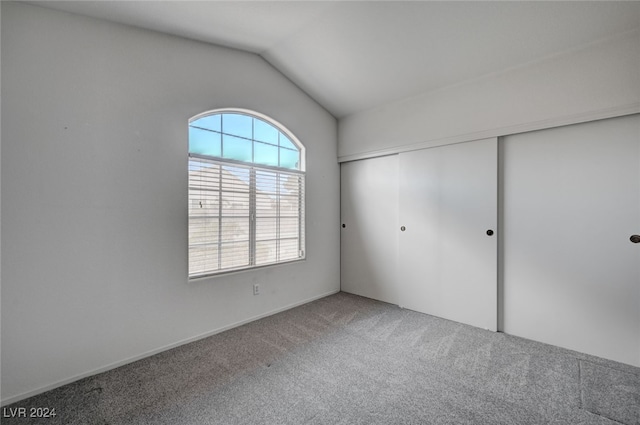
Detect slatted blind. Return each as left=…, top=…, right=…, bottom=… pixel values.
left=189, top=155, right=305, bottom=278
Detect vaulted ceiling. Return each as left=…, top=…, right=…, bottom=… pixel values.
left=28, top=1, right=640, bottom=118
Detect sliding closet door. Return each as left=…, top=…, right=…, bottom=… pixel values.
left=398, top=138, right=498, bottom=331
left=502, top=114, right=640, bottom=366
left=341, top=155, right=399, bottom=304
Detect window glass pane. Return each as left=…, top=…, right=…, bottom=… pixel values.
left=279, top=148, right=300, bottom=169
left=188, top=191, right=219, bottom=217
left=256, top=170, right=278, bottom=194
left=280, top=217, right=300, bottom=239
left=192, top=114, right=221, bottom=132
left=188, top=217, right=219, bottom=245
left=189, top=245, right=219, bottom=275
left=220, top=242, right=249, bottom=269
left=279, top=133, right=297, bottom=150
left=223, top=134, right=252, bottom=162
left=223, top=113, right=252, bottom=139
left=256, top=217, right=277, bottom=241
left=220, top=217, right=249, bottom=242
left=256, top=193, right=276, bottom=216
left=189, top=218, right=218, bottom=263
left=189, top=162, right=220, bottom=191
left=254, top=142, right=279, bottom=167
left=221, top=165, right=250, bottom=192
left=221, top=192, right=249, bottom=217
left=189, top=126, right=221, bottom=156
left=256, top=240, right=277, bottom=265
left=279, top=194, right=300, bottom=216
left=279, top=238, right=300, bottom=261
left=280, top=174, right=300, bottom=195
left=254, top=119, right=279, bottom=146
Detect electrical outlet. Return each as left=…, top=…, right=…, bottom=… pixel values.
left=253, top=283, right=260, bottom=295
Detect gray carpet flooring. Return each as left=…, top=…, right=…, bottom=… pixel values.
left=3, top=292, right=639, bottom=425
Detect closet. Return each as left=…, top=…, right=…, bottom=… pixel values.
left=341, top=154, right=399, bottom=304
left=398, top=138, right=497, bottom=331
left=501, top=114, right=640, bottom=366
left=340, top=114, right=640, bottom=367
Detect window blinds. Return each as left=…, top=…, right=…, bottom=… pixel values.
left=188, top=155, right=305, bottom=278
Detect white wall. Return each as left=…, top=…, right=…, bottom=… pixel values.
left=339, top=29, right=640, bottom=161
left=0, top=2, right=339, bottom=404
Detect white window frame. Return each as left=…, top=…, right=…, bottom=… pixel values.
left=188, top=108, right=306, bottom=279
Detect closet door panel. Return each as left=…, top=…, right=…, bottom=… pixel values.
left=340, top=155, right=399, bottom=304
left=399, top=138, right=498, bottom=331
left=502, top=114, right=640, bottom=366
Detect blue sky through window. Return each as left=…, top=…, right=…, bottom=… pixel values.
left=254, top=119, right=279, bottom=145
left=223, top=114, right=252, bottom=139
left=189, top=112, right=301, bottom=170
left=189, top=126, right=221, bottom=157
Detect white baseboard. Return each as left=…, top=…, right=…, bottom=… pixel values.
left=1, top=289, right=340, bottom=406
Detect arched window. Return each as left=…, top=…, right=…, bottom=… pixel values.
left=188, top=109, right=305, bottom=278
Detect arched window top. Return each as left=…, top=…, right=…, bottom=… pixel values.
left=189, top=108, right=305, bottom=171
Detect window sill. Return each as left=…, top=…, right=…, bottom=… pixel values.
left=188, top=257, right=306, bottom=283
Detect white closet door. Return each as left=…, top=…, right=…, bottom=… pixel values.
left=502, top=114, right=640, bottom=367
left=340, top=155, right=399, bottom=304
left=398, top=138, right=498, bottom=331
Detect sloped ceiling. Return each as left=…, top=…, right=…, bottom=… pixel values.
left=26, top=1, right=640, bottom=118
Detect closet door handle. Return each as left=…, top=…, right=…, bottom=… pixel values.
left=486, top=229, right=494, bottom=236
left=400, top=226, right=406, bottom=232
left=631, top=235, right=640, bottom=243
